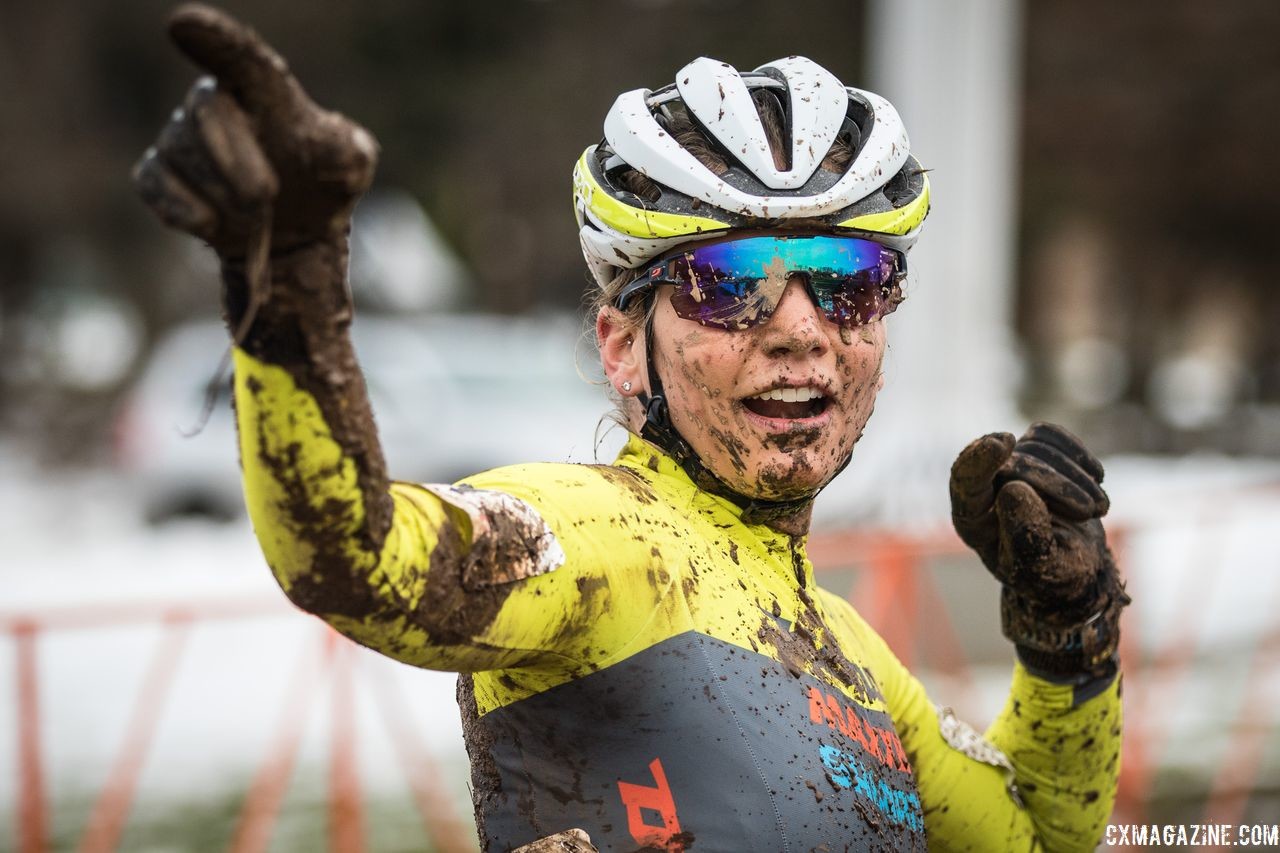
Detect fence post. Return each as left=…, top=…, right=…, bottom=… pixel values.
left=77, top=614, right=193, bottom=853
left=15, top=621, right=47, bottom=853
left=368, top=661, right=476, bottom=853
left=328, top=636, right=365, bottom=853
left=230, top=624, right=328, bottom=853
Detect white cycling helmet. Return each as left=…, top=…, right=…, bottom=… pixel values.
left=573, top=55, right=931, bottom=289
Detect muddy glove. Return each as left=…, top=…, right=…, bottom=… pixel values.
left=513, top=829, right=599, bottom=853
left=132, top=3, right=377, bottom=358
left=950, top=422, right=1130, bottom=680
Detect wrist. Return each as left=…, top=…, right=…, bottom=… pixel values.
left=220, top=239, right=353, bottom=365
left=1014, top=647, right=1120, bottom=706
left=1001, top=577, right=1130, bottom=679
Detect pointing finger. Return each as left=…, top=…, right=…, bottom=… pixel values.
left=167, top=3, right=309, bottom=122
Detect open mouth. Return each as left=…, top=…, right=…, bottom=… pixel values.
left=741, top=386, right=830, bottom=420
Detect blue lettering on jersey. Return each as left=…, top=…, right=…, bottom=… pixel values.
left=819, top=744, right=923, bottom=831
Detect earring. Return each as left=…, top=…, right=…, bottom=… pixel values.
left=622, top=381, right=633, bottom=393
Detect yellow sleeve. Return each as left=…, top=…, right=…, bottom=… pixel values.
left=234, top=348, right=670, bottom=675
left=984, top=664, right=1122, bottom=851
left=818, top=589, right=1121, bottom=852
left=233, top=349, right=569, bottom=671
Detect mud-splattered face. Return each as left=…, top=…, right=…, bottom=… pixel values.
left=649, top=275, right=886, bottom=501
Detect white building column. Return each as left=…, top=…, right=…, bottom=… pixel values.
left=818, top=0, right=1026, bottom=525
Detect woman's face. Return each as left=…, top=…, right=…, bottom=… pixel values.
left=642, top=275, right=887, bottom=501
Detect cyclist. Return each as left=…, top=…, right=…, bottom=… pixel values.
left=135, top=6, right=1128, bottom=851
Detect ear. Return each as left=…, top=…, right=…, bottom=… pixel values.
left=596, top=306, right=646, bottom=397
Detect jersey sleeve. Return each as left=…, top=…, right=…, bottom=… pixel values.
left=233, top=347, right=652, bottom=674
left=818, top=588, right=1121, bottom=852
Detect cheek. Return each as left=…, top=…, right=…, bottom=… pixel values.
left=834, top=326, right=886, bottom=383
left=663, top=329, right=741, bottom=403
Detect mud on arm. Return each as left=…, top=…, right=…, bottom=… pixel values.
left=233, top=336, right=575, bottom=672
left=236, top=325, right=584, bottom=671
left=894, top=655, right=1121, bottom=852
left=135, top=5, right=576, bottom=672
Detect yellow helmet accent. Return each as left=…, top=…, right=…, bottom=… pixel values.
left=574, top=153, right=728, bottom=240
left=835, top=173, right=931, bottom=236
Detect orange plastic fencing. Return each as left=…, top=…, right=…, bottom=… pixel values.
left=1, top=599, right=475, bottom=853
left=4, top=521, right=1277, bottom=850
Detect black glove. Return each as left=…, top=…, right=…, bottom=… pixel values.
left=950, top=422, right=1129, bottom=679
left=513, top=829, right=599, bottom=853
left=131, top=4, right=392, bottom=541
left=132, top=3, right=378, bottom=345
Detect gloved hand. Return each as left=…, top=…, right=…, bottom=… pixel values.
left=132, top=3, right=377, bottom=342
left=950, top=422, right=1129, bottom=679
left=513, top=829, right=599, bottom=853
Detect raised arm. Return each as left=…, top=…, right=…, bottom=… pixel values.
left=942, top=422, right=1130, bottom=849
left=133, top=2, right=387, bottom=541
left=132, top=5, right=573, bottom=673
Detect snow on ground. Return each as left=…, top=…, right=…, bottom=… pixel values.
left=0, top=448, right=473, bottom=843
left=2, top=442, right=1278, bottom=836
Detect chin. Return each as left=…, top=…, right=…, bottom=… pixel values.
left=746, top=449, right=844, bottom=501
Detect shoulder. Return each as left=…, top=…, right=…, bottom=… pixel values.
left=458, top=460, right=672, bottom=546
left=460, top=460, right=657, bottom=508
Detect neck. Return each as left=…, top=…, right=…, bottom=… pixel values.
left=757, top=503, right=813, bottom=537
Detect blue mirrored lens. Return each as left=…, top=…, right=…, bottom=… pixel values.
left=655, top=235, right=903, bottom=330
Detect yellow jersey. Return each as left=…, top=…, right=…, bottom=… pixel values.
left=234, top=349, right=1120, bottom=852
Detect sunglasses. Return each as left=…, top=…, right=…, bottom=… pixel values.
left=617, top=234, right=907, bottom=331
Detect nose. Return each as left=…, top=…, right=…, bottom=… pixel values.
left=760, top=276, right=827, bottom=357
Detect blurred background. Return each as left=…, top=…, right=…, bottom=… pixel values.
left=2, top=0, right=1279, bottom=849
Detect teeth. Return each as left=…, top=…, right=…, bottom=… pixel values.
left=751, top=386, right=823, bottom=402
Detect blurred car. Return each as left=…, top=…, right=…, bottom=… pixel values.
left=114, top=314, right=616, bottom=523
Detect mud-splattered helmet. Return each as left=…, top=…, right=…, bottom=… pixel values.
left=572, top=55, right=930, bottom=289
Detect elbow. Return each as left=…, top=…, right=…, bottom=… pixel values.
left=276, top=566, right=383, bottom=622
left=265, top=539, right=384, bottom=622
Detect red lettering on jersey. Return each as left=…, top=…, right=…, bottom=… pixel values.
left=881, top=727, right=912, bottom=773
left=804, top=685, right=909, bottom=772
left=808, top=686, right=825, bottom=724
left=825, top=694, right=852, bottom=737
left=618, top=757, right=685, bottom=852
left=842, top=707, right=873, bottom=756
left=855, top=715, right=884, bottom=763
left=811, top=686, right=848, bottom=735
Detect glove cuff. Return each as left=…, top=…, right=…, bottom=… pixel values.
left=220, top=240, right=352, bottom=364
left=1001, top=578, right=1130, bottom=678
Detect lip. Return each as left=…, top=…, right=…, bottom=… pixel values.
left=736, top=398, right=835, bottom=433
left=734, top=378, right=838, bottom=432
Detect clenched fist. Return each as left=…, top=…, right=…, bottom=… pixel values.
left=950, top=423, right=1129, bottom=678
